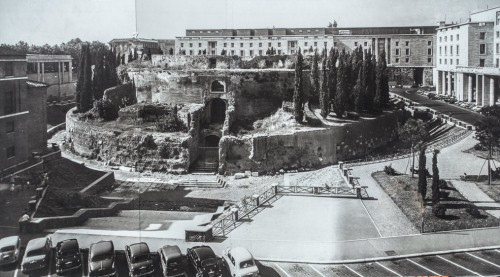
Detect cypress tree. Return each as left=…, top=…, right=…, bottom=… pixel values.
left=418, top=144, right=427, bottom=200
left=92, top=46, right=106, bottom=100
left=105, top=49, right=118, bottom=89
left=310, top=49, right=320, bottom=104
left=375, top=51, right=389, bottom=109
left=432, top=149, right=440, bottom=203
left=335, top=51, right=346, bottom=117
left=128, top=51, right=133, bottom=63
left=354, top=67, right=365, bottom=113
left=293, top=48, right=304, bottom=123
left=319, top=50, right=329, bottom=118
left=365, top=49, right=377, bottom=112
left=133, top=47, right=138, bottom=60
left=76, top=44, right=93, bottom=112
left=327, top=48, right=338, bottom=114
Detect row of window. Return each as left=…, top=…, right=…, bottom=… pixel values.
left=393, top=57, right=432, bottom=63
left=439, top=58, right=460, bottom=65
left=439, top=34, right=460, bottom=42
left=439, top=45, right=460, bottom=56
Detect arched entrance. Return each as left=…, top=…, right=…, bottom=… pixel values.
left=210, top=98, right=226, bottom=124
left=205, top=135, right=220, bottom=147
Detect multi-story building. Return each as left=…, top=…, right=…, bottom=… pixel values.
left=0, top=50, right=48, bottom=172
left=110, top=38, right=164, bottom=63
left=175, top=26, right=437, bottom=86
left=435, top=6, right=500, bottom=106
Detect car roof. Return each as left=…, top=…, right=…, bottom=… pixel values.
left=58, top=239, right=79, bottom=253
left=192, top=246, right=216, bottom=260
left=160, top=245, right=182, bottom=259
left=26, top=237, right=48, bottom=251
left=129, top=242, right=150, bottom=256
left=229, top=247, right=253, bottom=261
left=90, top=241, right=114, bottom=257
left=0, top=236, right=19, bottom=248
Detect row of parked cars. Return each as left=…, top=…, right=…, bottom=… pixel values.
left=0, top=235, right=260, bottom=277
left=419, top=91, right=486, bottom=112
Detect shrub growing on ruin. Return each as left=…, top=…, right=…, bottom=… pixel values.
left=93, top=99, right=119, bottom=121
left=155, top=114, right=187, bottom=132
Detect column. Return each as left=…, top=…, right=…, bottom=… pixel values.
left=468, top=75, right=473, bottom=102
left=37, top=62, right=40, bottom=81
left=483, top=75, right=490, bottom=107
left=69, top=60, right=73, bottom=82
left=375, top=38, right=379, bottom=60
left=476, top=75, right=483, bottom=106
left=442, top=72, right=447, bottom=95
left=447, top=72, right=452, bottom=96
left=457, top=73, right=465, bottom=101
left=490, top=77, right=495, bottom=106
left=454, top=73, right=459, bottom=98
left=41, top=62, right=45, bottom=82
left=57, top=62, right=62, bottom=99
left=384, top=38, right=388, bottom=62
left=436, top=71, right=441, bottom=95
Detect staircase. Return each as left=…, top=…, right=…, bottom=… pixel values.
left=190, top=160, right=219, bottom=173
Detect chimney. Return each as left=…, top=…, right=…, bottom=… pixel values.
left=439, top=21, right=446, bottom=27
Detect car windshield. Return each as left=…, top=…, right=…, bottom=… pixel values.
left=1, top=246, right=15, bottom=252
left=27, top=249, right=46, bottom=257
left=91, top=254, right=110, bottom=262
left=201, top=258, right=217, bottom=268
left=132, top=254, right=150, bottom=263
left=240, top=260, right=254, bottom=268
left=60, top=250, right=78, bottom=257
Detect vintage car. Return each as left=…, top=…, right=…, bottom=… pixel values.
left=186, top=246, right=223, bottom=277
left=0, top=236, right=21, bottom=266
left=88, top=241, right=116, bottom=277
left=158, top=245, right=187, bottom=277
left=55, top=239, right=82, bottom=274
left=21, top=237, right=52, bottom=274
left=222, top=247, right=260, bottom=277
left=125, top=242, right=154, bottom=277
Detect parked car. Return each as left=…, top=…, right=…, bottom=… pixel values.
left=125, top=242, right=154, bottom=277
left=187, top=246, right=223, bottom=277
left=158, top=245, right=187, bottom=277
left=0, top=236, right=21, bottom=266
left=55, top=239, right=82, bottom=274
left=21, top=237, right=52, bottom=274
left=88, top=241, right=116, bottom=277
left=222, top=247, right=260, bottom=277
left=427, top=93, right=437, bottom=100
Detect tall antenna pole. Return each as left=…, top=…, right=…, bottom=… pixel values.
left=133, top=0, right=138, bottom=38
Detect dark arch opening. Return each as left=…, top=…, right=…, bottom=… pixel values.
left=211, top=80, right=225, bottom=92
left=210, top=98, right=226, bottom=124
left=205, top=135, right=220, bottom=147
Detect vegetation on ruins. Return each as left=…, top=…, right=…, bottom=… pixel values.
left=293, top=48, right=304, bottom=122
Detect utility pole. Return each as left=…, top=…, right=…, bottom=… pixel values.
left=411, top=141, right=415, bottom=178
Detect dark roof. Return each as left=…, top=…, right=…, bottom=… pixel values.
left=27, top=80, right=49, bottom=88
left=160, top=245, right=182, bottom=259
left=129, top=242, right=150, bottom=256
left=90, top=241, right=114, bottom=258
left=58, top=239, right=79, bottom=253
left=192, top=246, right=216, bottom=260
left=26, top=237, right=48, bottom=251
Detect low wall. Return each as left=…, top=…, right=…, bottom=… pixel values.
left=47, top=123, right=66, bottom=139
left=47, top=101, right=76, bottom=126
left=23, top=199, right=136, bottom=233
left=79, top=172, right=115, bottom=196
left=0, top=151, right=61, bottom=180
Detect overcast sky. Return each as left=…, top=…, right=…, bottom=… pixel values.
left=1, top=0, right=500, bottom=45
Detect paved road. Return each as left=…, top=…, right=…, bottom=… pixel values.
left=2, top=248, right=500, bottom=277
left=391, top=88, right=485, bottom=125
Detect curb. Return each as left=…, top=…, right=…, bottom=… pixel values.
left=255, top=245, right=500, bottom=265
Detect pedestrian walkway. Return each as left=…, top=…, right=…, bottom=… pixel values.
left=452, top=180, right=500, bottom=218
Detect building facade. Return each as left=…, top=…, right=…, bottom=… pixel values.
left=176, top=26, right=437, bottom=86
left=0, top=52, right=48, bottom=172
left=110, top=38, right=164, bottom=63
left=435, top=6, right=500, bottom=106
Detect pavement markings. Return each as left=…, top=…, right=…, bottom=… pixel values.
left=343, top=265, right=364, bottom=277
left=406, top=258, right=441, bottom=276
left=495, top=249, right=500, bottom=254
left=467, top=252, right=500, bottom=269
left=13, top=268, right=18, bottom=277
left=359, top=199, right=382, bottom=237
left=437, top=255, right=481, bottom=276
left=274, top=263, right=292, bottom=277
left=309, top=265, right=327, bottom=277
left=375, top=262, right=402, bottom=277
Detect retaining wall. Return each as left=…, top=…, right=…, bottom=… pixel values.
left=79, top=172, right=115, bottom=196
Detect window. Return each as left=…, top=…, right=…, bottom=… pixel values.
left=496, top=58, right=499, bottom=68
left=395, top=58, right=400, bottom=63
left=304, top=42, right=308, bottom=46
left=439, top=46, right=442, bottom=55
left=259, top=43, right=262, bottom=47
left=231, top=50, right=235, bottom=55
left=457, top=45, right=459, bottom=55
left=445, top=36, right=447, bottom=42
left=364, top=42, right=368, bottom=46
left=240, top=50, right=244, bottom=56
left=189, top=43, right=193, bottom=47
left=4, top=90, right=14, bottom=115
left=6, top=121, right=14, bottom=133
left=223, top=43, right=227, bottom=47
left=395, top=41, right=399, bottom=46
left=189, top=50, right=193, bottom=55
left=439, top=59, right=442, bottom=64
left=291, top=50, right=295, bottom=54
left=428, top=41, right=432, bottom=46
left=456, top=59, right=459, bottom=65
left=290, top=42, right=295, bottom=47
left=450, top=46, right=453, bottom=55
left=497, top=31, right=500, bottom=38
left=4, top=62, right=13, bottom=77
left=450, top=35, right=453, bottom=42
left=268, top=42, right=272, bottom=47
left=497, top=43, right=499, bottom=54
left=240, top=43, right=243, bottom=47
left=405, top=48, right=410, bottom=56
left=278, top=50, right=282, bottom=54
left=278, top=42, right=281, bottom=47
left=456, top=34, right=459, bottom=41
left=444, top=59, right=447, bottom=64
left=428, top=49, right=432, bottom=55
left=354, top=42, right=358, bottom=46
left=211, top=50, right=215, bottom=55
left=259, top=50, right=263, bottom=55
left=180, top=43, right=184, bottom=47
left=231, top=43, right=234, bottom=47
left=450, top=59, right=453, bottom=65
left=6, top=146, right=15, bottom=159
left=250, top=43, right=253, bottom=47
left=480, top=32, right=486, bottom=39
left=480, top=59, right=485, bottom=67
left=405, top=41, right=409, bottom=46
left=405, top=58, right=409, bottom=63
left=334, top=42, right=337, bottom=47
left=198, top=43, right=202, bottom=47
left=428, top=57, right=432, bottom=63
left=395, top=49, right=400, bottom=56
left=249, top=50, right=254, bottom=56
left=439, top=37, right=442, bottom=42
left=445, top=46, right=447, bottom=55
left=480, top=44, right=486, bottom=54
left=314, top=42, right=317, bottom=46
left=198, top=50, right=202, bottom=55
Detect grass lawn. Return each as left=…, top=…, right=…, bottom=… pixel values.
left=372, top=171, right=500, bottom=232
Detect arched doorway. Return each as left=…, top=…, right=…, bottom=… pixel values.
left=205, top=135, right=220, bottom=147
left=210, top=98, right=226, bottom=124
left=211, top=80, right=225, bottom=92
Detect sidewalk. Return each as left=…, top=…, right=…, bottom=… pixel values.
left=452, top=180, right=500, bottom=218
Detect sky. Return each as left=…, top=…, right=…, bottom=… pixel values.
left=1, top=0, right=500, bottom=45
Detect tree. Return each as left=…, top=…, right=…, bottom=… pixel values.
left=418, top=144, right=427, bottom=200
left=310, top=49, right=320, bottom=104
left=319, top=51, right=329, bottom=118
left=133, top=48, right=138, bottom=60
left=432, top=149, right=440, bottom=204
left=354, top=67, right=366, bottom=113
left=335, top=51, right=347, bottom=117
left=399, top=118, right=428, bottom=177
left=364, top=49, right=376, bottom=112
left=475, top=105, right=500, bottom=185
left=169, top=48, right=174, bottom=55
left=105, top=49, right=118, bottom=90
left=128, top=51, right=133, bottom=63
left=327, top=48, right=338, bottom=114
left=76, top=44, right=93, bottom=112
left=293, top=48, right=304, bottom=123
left=92, top=45, right=107, bottom=100
left=374, top=51, right=389, bottom=110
